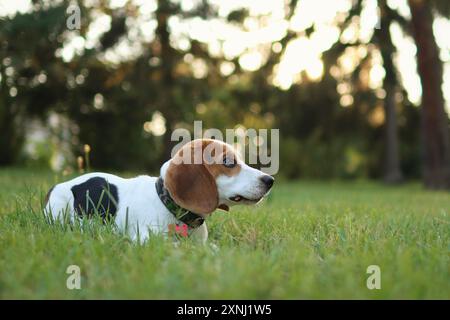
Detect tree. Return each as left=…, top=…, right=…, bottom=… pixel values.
left=408, top=0, right=450, bottom=189
left=0, top=2, right=69, bottom=165
left=321, top=0, right=408, bottom=182
left=375, top=0, right=404, bottom=183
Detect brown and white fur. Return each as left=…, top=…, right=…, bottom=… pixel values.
left=44, top=139, right=274, bottom=243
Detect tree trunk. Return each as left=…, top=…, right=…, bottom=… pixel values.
left=0, top=65, right=23, bottom=166
left=378, top=1, right=403, bottom=184
left=382, top=75, right=403, bottom=183
left=0, top=110, right=21, bottom=166
left=156, top=0, right=177, bottom=163
left=408, top=0, right=450, bottom=189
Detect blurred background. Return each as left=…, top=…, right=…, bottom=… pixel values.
left=0, top=0, right=449, bottom=189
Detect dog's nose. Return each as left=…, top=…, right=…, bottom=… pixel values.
left=260, top=175, right=275, bottom=189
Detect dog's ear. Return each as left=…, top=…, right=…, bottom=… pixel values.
left=164, top=161, right=218, bottom=215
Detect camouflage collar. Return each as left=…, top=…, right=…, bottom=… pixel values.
left=155, top=177, right=205, bottom=229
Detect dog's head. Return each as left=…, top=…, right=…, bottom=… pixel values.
left=160, top=139, right=274, bottom=216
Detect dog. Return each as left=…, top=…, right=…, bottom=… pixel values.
left=44, top=139, right=274, bottom=243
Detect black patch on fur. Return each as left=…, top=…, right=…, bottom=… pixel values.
left=71, top=177, right=119, bottom=220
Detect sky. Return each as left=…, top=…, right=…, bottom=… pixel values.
left=1, top=0, right=450, bottom=112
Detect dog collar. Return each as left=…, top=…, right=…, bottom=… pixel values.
left=155, top=177, right=205, bottom=229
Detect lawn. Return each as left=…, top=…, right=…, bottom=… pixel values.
left=0, top=168, right=448, bottom=299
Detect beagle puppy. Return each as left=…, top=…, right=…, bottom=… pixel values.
left=44, top=139, right=274, bottom=243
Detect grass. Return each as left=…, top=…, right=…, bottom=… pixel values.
left=0, top=167, right=449, bottom=299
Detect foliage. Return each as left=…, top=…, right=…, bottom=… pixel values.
left=0, top=0, right=447, bottom=184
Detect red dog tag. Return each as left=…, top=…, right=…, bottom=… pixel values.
left=168, top=223, right=188, bottom=237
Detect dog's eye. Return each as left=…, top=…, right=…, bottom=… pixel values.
left=223, top=157, right=236, bottom=168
